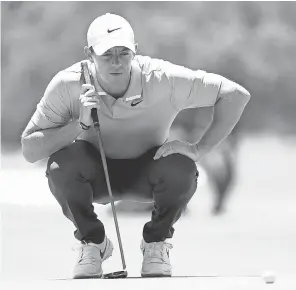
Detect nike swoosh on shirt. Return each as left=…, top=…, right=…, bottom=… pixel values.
left=131, top=99, right=143, bottom=107
left=107, top=27, right=121, bottom=33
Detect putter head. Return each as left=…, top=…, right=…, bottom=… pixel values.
left=103, top=271, right=128, bottom=279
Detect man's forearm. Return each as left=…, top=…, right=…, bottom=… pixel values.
left=196, top=90, right=250, bottom=159
left=21, top=120, right=83, bottom=163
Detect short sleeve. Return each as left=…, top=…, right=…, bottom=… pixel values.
left=30, top=72, right=71, bottom=129
left=167, top=63, right=222, bottom=111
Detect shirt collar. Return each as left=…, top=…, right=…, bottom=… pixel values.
left=89, top=59, right=142, bottom=100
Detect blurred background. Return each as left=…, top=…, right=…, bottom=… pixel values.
left=1, top=1, right=296, bottom=286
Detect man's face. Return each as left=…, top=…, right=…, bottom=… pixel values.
left=91, top=46, right=135, bottom=90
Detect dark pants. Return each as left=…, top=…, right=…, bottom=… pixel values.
left=46, top=140, right=198, bottom=244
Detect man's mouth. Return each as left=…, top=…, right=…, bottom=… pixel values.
left=110, top=72, right=122, bottom=75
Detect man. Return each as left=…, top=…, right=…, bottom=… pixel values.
left=21, top=13, right=250, bottom=278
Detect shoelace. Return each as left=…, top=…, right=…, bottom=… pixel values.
left=144, top=242, right=173, bottom=260
left=72, top=242, right=102, bottom=264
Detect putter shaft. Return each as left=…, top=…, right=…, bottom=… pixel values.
left=93, top=124, right=127, bottom=271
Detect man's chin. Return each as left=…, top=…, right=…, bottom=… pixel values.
left=108, top=74, right=129, bottom=85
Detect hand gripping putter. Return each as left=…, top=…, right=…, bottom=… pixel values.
left=81, top=61, right=128, bottom=279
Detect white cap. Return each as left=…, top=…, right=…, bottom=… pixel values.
left=87, top=13, right=136, bottom=55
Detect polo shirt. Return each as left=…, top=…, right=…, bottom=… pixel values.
left=31, top=55, right=222, bottom=159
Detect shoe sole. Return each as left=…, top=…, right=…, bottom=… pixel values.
left=141, top=273, right=172, bottom=278
left=141, top=270, right=172, bottom=278
left=73, top=273, right=102, bottom=279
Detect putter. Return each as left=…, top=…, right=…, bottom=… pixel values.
left=81, top=61, right=128, bottom=279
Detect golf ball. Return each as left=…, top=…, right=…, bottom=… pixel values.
left=262, top=271, right=276, bottom=283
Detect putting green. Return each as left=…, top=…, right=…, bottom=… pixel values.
left=0, top=276, right=277, bottom=290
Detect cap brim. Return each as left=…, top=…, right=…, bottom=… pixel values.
left=92, top=38, right=135, bottom=55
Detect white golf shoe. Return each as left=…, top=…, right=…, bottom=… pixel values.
left=140, top=239, right=173, bottom=277
left=73, top=236, right=113, bottom=279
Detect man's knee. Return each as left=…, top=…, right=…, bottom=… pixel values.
left=151, top=154, right=198, bottom=206
left=152, top=154, right=198, bottom=183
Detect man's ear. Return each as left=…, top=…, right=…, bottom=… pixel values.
left=134, top=43, right=138, bottom=54
left=131, top=43, right=138, bottom=59
left=84, top=46, right=94, bottom=62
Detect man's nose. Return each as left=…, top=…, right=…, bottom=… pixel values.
left=111, top=55, right=121, bottom=66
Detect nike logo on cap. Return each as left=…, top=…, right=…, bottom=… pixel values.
left=107, top=27, right=121, bottom=33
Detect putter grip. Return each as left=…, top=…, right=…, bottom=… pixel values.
left=81, top=61, right=99, bottom=127
left=81, top=61, right=91, bottom=85
left=91, top=108, right=99, bottom=126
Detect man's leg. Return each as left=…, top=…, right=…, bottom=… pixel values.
left=143, top=153, right=198, bottom=242
left=122, top=150, right=198, bottom=277
left=46, top=140, right=112, bottom=244
left=121, top=148, right=198, bottom=242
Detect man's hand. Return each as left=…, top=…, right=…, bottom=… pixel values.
left=153, top=140, right=202, bottom=162
left=79, top=84, right=100, bottom=126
